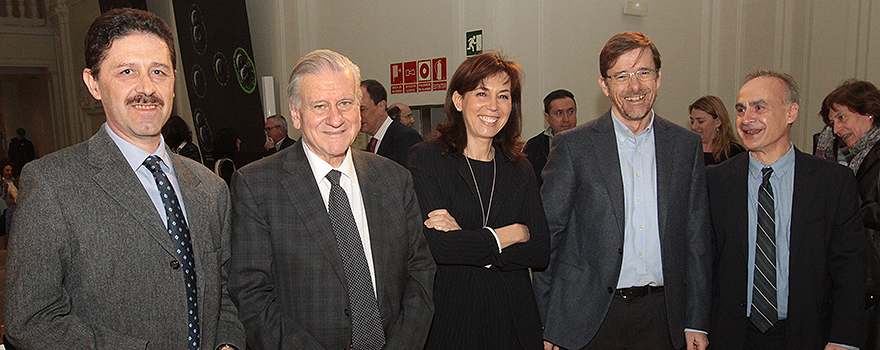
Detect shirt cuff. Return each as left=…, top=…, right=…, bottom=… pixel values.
left=828, top=342, right=859, bottom=350
left=684, top=328, right=707, bottom=335
left=484, top=226, right=502, bottom=253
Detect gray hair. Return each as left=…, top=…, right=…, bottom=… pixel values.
left=267, top=114, right=287, bottom=131
left=744, top=69, right=800, bottom=105
left=287, top=49, right=361, bottom=109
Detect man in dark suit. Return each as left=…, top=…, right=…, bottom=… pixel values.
left=264, top=114, right=296, bottom=156
left=228, top=50, right=435, bottom=349
left=524, top=89, right=577, bottom=187
left=3, top=8, right=244, bottom=349
left=707, top=70, right=865, bottom=350
left=533, top=32, right=711, bottom=350
left=359, top=79, right=422, bottom=166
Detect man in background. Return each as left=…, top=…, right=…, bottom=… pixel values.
left=264, top=114, right=296, bottom=156
left=524, top=89, right=577, bottom=186
left=388, top=102, right=415, bottom=128
left=359, top=80, right=422, bottom=166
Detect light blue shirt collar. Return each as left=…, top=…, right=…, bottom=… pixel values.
left=611, top=109, right=655, bottom=138
left=104, top=123, right=173, bottom=174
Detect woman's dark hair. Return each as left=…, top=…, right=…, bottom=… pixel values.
left=819, top=79, right=880, bottom=127
left=214, top=127, right=239, bottom=159
left=162, top=115, right=193, bottom=149
left=434, top=51, right=525, bottom=161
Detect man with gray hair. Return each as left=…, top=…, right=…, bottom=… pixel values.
left=263, top=114, right=296, bottom=156
left=707, top=69, right=865, bottom=349
left=228, top=49, right=435, bottom=349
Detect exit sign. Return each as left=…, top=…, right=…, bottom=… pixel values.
left=466, top=29, right=482, bottom=56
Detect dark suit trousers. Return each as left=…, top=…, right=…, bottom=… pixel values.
left=744, top=319, right=786, bottom=350
left=580, top=290, right=675, bottom=350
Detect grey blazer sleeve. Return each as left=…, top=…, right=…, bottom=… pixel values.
left=4, top=163, right=147, bottom=349
left=683, top=137, right=712, bottom=331
left=214, top=182, right=247, bottom=347
left=532, top=130, right=577, bottom=325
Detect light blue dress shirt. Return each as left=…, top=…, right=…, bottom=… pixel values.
left=746, top=145, right=793, bottom=320
left=611, top=110, right=663, bottom=288
left=746, top=144, right=857, bottom=350
left=104, top=123, right=188, bottom=227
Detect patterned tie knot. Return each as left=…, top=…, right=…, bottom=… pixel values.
left=326, top=169, right=342, bottom=186
left=761, top=167, right=774, bottom=183
left=143, top=155, right=162, bottom=174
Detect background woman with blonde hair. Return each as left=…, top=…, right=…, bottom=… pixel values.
left=689, top=95, right=745, bottom=165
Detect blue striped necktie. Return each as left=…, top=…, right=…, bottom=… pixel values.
left=751, top=166, right=778, bottom=333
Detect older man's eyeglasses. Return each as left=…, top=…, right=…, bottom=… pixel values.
left=606, top=68, right=659, bottom=84
left=264, top=125, right=281, bottom=132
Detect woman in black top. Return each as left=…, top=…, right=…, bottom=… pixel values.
left=408, top=52, right=549, bottom=350
left=689, top=95, right=744, bottom=165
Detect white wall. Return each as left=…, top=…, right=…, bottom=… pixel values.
left=241, top=0, right=880, bottom=150
left=23, top=0, right=880, bottom=149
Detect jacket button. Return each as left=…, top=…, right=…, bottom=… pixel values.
left=740, top=301, right=747, bottom=307
left=618, top=248, right=623, bottom=255
left=344, top=308, right=351, bottom=317
left=607, top=287, right=614, bottom=294
left=170, top=260, right=181, bottom=269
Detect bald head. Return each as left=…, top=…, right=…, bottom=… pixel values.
left=388, top=102, right=414, bottom=127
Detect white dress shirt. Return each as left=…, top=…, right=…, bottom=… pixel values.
left=301, top=141, right=378, bottom=295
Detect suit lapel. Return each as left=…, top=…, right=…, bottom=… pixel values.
left=455, top=153, right=481, bottom=205
left=789, top=149, right=815, bottom=262
left=653, top=118, right=673, bottom=238
left=281, top=145, right=348, bottom=286
left=592, top=113, right=626, bottom=237
left=88, top=130, right=175, bottom=255
left=172, top=154, right=211, bottom=276
left=376, top=121, right=396, bottom=156
left=353, top=151, right=393, bottom=313
left=725, top=154, right=752, bottom=261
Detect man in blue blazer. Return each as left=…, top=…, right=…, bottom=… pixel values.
left=707, top=70, right=864, bottom=350
left=534, top=32, right=712, bottom=350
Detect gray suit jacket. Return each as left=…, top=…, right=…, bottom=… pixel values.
left=228, top=144, right=435, bottom=349
left=4, top=129, right=245, bottom=349
left=533, top=111, right=712, bottom=349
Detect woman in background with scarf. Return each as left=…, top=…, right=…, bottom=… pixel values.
left=817, top=79, right=880, bottom=349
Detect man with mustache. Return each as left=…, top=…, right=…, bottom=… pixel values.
left=3, top=8, right=245, bottom=349
left=533, top=32, right=712, bottom=350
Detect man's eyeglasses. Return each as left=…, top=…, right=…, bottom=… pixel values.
left=605, top=68, right=659, bottom=84
left=264, top=125, right=281, bottom=132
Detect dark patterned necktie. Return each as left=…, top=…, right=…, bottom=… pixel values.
left=143, top=156, right=200, bottom=349
left=325, top=170, right=385, bottom=350
left=750, top=167, right=778, bottom=333
left=367, top=137, right=378, bottom=153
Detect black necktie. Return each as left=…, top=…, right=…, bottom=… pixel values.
left=325, top=170, right=385, bottom=350
left=751, top=167, right=778, bottom=333
left=143, top=156, right=200, bottom=349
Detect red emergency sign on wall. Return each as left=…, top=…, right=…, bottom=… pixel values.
left=390, top=57, right=446, bottom=94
